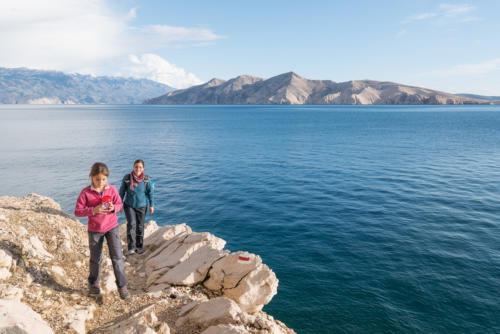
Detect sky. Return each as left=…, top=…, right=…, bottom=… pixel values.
left=1, top=0, right=499, bottom=94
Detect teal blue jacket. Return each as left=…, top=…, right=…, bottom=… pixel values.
left=119, top=174, right=155, bottom=208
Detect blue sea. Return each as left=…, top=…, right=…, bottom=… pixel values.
left=1, top=105, right=500, bottom=333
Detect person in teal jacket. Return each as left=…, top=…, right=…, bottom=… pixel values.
left=119, top=159, right=154, bottom=255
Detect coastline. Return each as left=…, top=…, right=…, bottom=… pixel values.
left=0, top=193, right=295, bottom=334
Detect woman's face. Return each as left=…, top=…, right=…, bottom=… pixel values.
left=134, top=163, right=144, bottom=176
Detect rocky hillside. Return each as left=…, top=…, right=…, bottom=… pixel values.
left=0, top=67, right=173, bottom=104
left=0, top=194, right=294, bottom=334
left=457, top=93, right=500, bottom=103
left=144, top=72, right=488, bottom=105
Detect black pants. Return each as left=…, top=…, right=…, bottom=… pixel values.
left=124, top=204, right=147, bottom=250
left=88, top=226, right=127, bottom=288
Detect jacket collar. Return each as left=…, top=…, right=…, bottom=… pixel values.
left=90, top=184, right=110, bottom=191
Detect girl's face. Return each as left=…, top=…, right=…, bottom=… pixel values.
left=133, top=163, right=144, bottom=176
left=91, top=173, right=108, bottom=190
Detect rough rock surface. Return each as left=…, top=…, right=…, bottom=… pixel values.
left=176, top=297, right=244, bottom=328
left=204, top=252, right=278, bottom=312
left=0, top=194, right=295, bottom=334
left=0, top=248, right=13, bottom=280
left=145, top=71, right=490, bottom=105
left=201, top=324, right=250, bottom=334
left=0, top=298, right=54, bottom=334
left=145, top=231, right=227, bottom=289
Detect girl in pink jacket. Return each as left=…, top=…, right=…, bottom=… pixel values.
left=75, top=162, right=129, bottom=300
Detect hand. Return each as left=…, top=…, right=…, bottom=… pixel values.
left=93, top=204, right=108, bottom=215
left=149, top=207, right=154, bottom=214
left=108, top=203, right=115, bottom=212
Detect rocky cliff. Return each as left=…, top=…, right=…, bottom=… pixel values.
left=0, top=67, right=173, bottom=104
left=0, top=194, right=295, bottom=334
left=144, top=72, right=488, bottom=105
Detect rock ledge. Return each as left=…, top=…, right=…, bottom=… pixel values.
left=0, top=194, right=295, bottom=334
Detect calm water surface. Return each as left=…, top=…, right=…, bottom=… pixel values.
left=1, top=105, right=499, bottom=333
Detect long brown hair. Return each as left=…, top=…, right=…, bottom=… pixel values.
left=89, top=162, right=110, bottom=177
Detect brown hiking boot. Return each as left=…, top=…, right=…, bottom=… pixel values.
left=118, top=286, right=130, bottom=300
left=88, top=282, right=100, bottom=295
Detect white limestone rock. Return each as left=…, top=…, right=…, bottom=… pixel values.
left=143, top=220, right=160, bottom=239
left=155, top=245, right=228, bottom=286
left=64, top=309, right=92, bottom=334
left=253, top=315, right=290, bottom=334
left=175, top=297, right=243, bottom=328
left=25, top=193, right=61, bottom=210
left=223, top=263, right=278, bottom=313
left=0, top=269, right=11, bottom=280
left=0, top=284, right=23, bottom=301
left=145, top=232, right=225, bottom=287
left=0, top=249, right=13, bottom=270
left=0, top=298, right=54, bottom=334
left=147, top=283, right=171, bottom=293
left=144, top=223, right=192, bottom=251
left=107, top=304, right=158, bottom=334
left=58, top=228, right=73, bottom=252
left=22, top=236, right=53, bottom=260
left=157, top=322, right=171, bottom=334
left=201, top=324, right=250, bottom=334
left=204, top=252, right=278, bottom=313
left=16, top=226, right=28, bottom=237
left=50, top=265, right=67, bottom=284
left=204, top=251, right=261, bottom=291
left=0, top=249, right=13, bottom=280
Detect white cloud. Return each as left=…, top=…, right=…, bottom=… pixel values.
left=143, top=25, right=224, bottom=42
left=404, top=12, right=437, bottom=22
left=126, top=8, right=137, bottom=20
left=439, top=4, right=474, bottom=17
left=125, top=54, right=203, bottom=89
left=0, top=0, right=222, bottom=87
left=404, top=3, right=479, bottom=23
left=429, top=58, right=500, bottom=77
left=396, top=29, right=407, bottom=38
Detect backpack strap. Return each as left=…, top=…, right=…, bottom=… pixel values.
left=144, top=175, right=150, bottom=184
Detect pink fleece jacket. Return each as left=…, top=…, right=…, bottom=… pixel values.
left=74, top=184, right=123, bottom=233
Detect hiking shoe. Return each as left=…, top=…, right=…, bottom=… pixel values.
left=136, top=248, right=145, bottom=254
left=118, top=286, right=130, bottom=300
left=88, top=282, right=100, bottom=295
left=127, top=249, right=136, bottom=255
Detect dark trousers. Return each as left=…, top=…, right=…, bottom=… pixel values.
left=124, top=204, right=147, bottom=250
left=88, top=226, right=127, bottom=288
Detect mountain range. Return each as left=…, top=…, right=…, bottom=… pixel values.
left=1, top=68, right=498, bottom=105
left=145, top=72, right=494, bottom=105
left=0, top=67, right=173, bottom=104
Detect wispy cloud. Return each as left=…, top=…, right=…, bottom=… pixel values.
left=0, top=0, right=222, bottom=87
left=439, top=4, right=474, bottom=17
left=143, top=25, right=224, bottom=42
left=396, top=29, right=407, bottom=38
left=404, top=3, right=480, bottom=23
left=429, top=58, right=500, bottom=77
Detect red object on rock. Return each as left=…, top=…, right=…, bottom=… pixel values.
left=238, top=253, right=251, bottom=262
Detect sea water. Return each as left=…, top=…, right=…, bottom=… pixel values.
left=1, top=104, right=499, bottom=333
